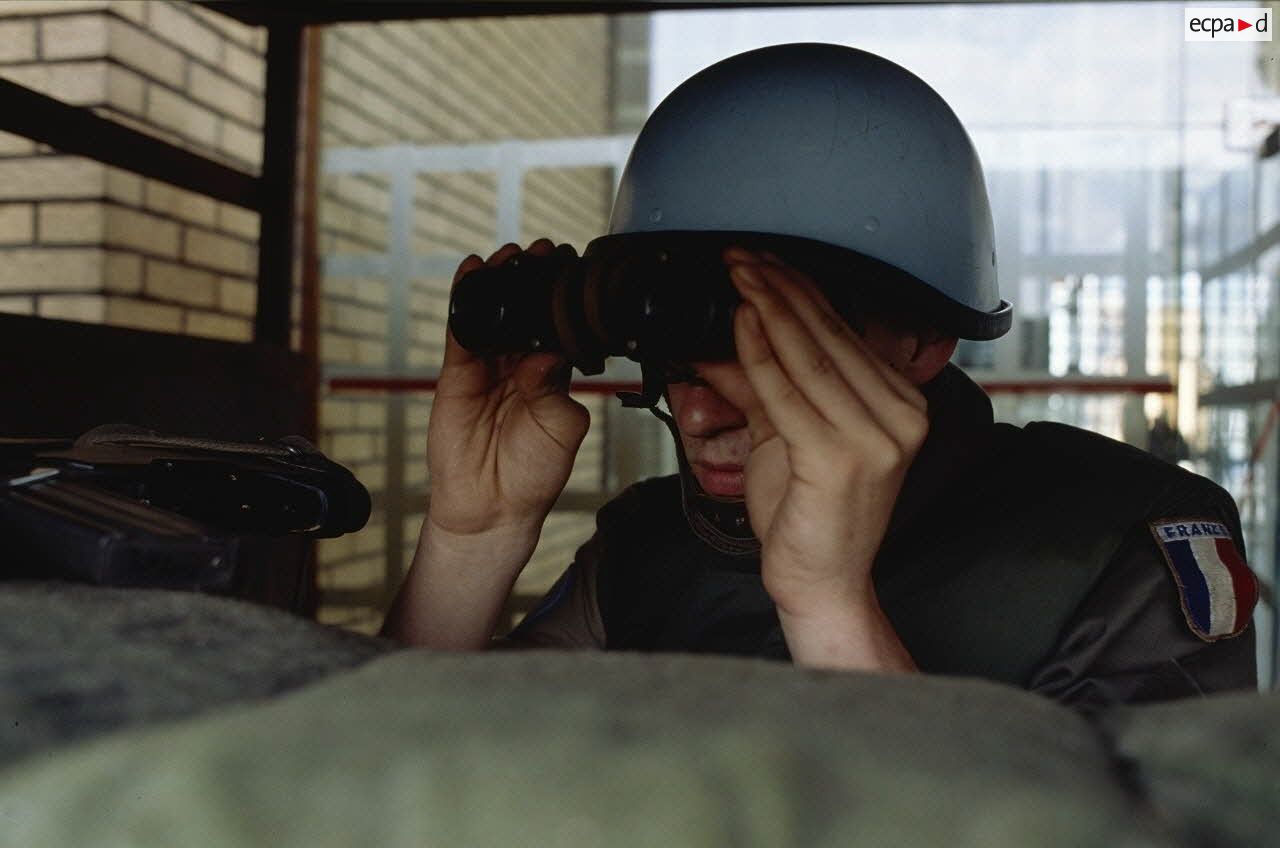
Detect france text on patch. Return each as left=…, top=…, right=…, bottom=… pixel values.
left=1150, top=519, right=1258, bottom=641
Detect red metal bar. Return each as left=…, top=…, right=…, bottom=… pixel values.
left=326, top=376, right=1175, bottom=395
left=1238, top=399, right=1280, bottom=514
left=979, top=379, right=1174, bottom=395
left=1249, top=401, right=1280, bottom=466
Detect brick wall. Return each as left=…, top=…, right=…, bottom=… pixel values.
left=0, top=0, right=263, bottom=340
left=314, top=16, right=633, bottom=633
left=0, top=2, right=647, bottom=634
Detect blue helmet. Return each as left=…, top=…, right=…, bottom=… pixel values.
left=607, top=43, right=1011, bottom=340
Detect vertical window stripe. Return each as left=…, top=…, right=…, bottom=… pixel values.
left=1214, top=536, right=1258, bottom=633
left=1165, top=540, right=1213, bottom=636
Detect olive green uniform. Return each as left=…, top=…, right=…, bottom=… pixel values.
left=510, top=366, right=1257, bottom=709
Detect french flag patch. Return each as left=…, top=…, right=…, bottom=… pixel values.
left=1150, top=519, right=1258, bottom=642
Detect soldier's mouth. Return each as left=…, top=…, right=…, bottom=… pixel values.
left=692, top=462, right=745, bottom=497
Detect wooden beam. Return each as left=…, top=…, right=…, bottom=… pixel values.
left=299, top=27, right=326, bottom=443
left=0, top=78, right=259, bottom=209
left=255, top=22, right=306, bottom=346
left=205, top=1, right=883, bottom=26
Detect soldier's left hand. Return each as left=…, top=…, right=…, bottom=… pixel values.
left=699, top=247, right=930, bottom=624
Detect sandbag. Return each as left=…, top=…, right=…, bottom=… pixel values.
left=1103, top=691, right=1280, bottom=848
left=0, top=650, right=1173, bottom=847
left=0, top=582, right=393, bottom=766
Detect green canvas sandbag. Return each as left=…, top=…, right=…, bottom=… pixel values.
left=0, top=582, right=393, bottom=767
left=1103, top=690, right=1280, bottom=847
left=0, top=650, right=1173, bottom=848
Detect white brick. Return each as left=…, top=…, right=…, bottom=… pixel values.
left=104, top=296, right=182, bottom=332
left=41, top=14, right=108, bottom=60
left=2, top=62, right=106, bottom=106
left=104, top=167, right=142, bottom=205
left=147, top=85, right=219, bottom=148
left=0, top=204, right=34, bottom=244
left=332, top=303, right=385, bottom=336
left=0, top=247, right=103, bottom=291
left=407, top=347, right=435, bottom=368
left=329, top=233, right=380, bottom=256
left=325, top=277, right=355, bottom=300
left=108, top=19, right=184, bottom=88
left=223, top=40, right=264, bottom=89
left=218, top=277, right=255, bottom=315
left=144, top=180, right=216, bottom=227
left=355, top=523, right=384, bottom=555
left=315, top=530, right=358, bottom=564
left=408, top=289, right=446, bottom=317
left=144, top=258, right=216, bottom=307
left=104, top=207, right=179, bottom=257
left=0, top=20, right=36, bottom=63
left=218, top=118, right=261, bottom=167
left=105, top=64, right=145, bottom=114
left=320, top=399, right=357, bottom=430
left=321, top=331, right=356, bottom=364
left=184, top=227, right=254, bottom=275
left=406, top=402, right=432, bottom=430
left=354, top=462, right=386, bottom=491
left=38, top=202, right=104, bottom=243
left=341, top=613, right=382, bottom=637
left=190, top=63, right=261, bottom=125
left=149, top=1, right=220, bottom=64
left=325, top=37, right=396, bottom=107
left=0, top=157, right=101, bottom=200
left=0, top=296, right=34, bottom=315
left=185, top=309, right=251, bottom=341
left=355, top=339, right=387, bottom=366
left=403, top=461, right=427, bottom=489
left=353, top=279, right=388, bottom=307
left=216, top=203, right=258, bottom=239
left=38, top=293, right=106, bottom=323
left=0, top=131, right=36, bottom=156
left=103, top=249, right=141, bottom=293
left=189, top=3, right=261, bottom=52
left=355, top=403, right=385, bottom=429
left=108, top=0, right=147, bottom=24
left=331, top=432, right=375, bottom=462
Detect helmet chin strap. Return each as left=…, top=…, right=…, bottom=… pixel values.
left=629, top=367, right=761, bottom=558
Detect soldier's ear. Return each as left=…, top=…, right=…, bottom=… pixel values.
left=861, top=320, right=956, bottom=385
left=899, top=333, right=957, bottom=386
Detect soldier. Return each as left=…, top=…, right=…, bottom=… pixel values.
left=383, top=44, right=1257, bottom=709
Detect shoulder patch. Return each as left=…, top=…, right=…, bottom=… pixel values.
left=1150, top=519, right=1258, bottom=641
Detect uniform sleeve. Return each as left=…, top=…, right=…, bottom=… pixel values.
left=498, top=531, right=607, bottom=650
left=1027, top=494, right=1258, bottom=711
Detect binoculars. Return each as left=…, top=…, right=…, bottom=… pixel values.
left=447, top=231, right=884, bottom=377
left=447, top=234, right=745, bottom=378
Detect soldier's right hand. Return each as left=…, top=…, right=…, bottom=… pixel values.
left=423, top=239, right=590, bottom=539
